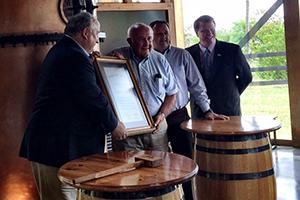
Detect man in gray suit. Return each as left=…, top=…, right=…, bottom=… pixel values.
left=186, top=15, right=252, bottom=118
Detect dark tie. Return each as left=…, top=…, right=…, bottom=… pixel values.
left=203, top=48, right=211, bottom=83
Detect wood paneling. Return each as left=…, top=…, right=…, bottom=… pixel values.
left=0, top=0, right=65, bottom=199
left=283, top=0, right=300, bottom=147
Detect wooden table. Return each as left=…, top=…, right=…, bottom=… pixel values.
left=181, top=116, right=281, bottom=200
left=58, top=150, right=198, bottom=200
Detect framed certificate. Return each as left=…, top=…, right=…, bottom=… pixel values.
left=93, top=57, right=155, bottom=136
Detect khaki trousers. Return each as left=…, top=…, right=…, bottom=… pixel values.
left=112, top=118, right=169, bottom=151
left=31, top=162, right=78, bottom=200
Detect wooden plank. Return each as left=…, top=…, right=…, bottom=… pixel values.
left=284, top=0, right=300, bottom=147
left=171, top=0, right=184, bottom=48
left=244, top=51, right=286, bottom=59
left=96, top=2, right=172, bottom=11
left=250, top=66, right=287, bottom=72
left=96, top=2, right=177, bottom=47
left=239, top=0, right=283, bottom=48
left=250, top=80, right=288, bottom=86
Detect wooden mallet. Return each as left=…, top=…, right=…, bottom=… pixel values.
left=72, top=154, right=163, bottom=184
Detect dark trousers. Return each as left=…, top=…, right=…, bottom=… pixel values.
left=167, top=107, right=193, bottom=200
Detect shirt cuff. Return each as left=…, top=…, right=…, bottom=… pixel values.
left=204, top=108, right=213, bottom=116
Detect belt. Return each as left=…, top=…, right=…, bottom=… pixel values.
left=168, top=107, right=187, bottom=117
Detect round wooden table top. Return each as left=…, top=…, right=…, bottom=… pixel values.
left=181, top=115, right=282, bottom=135
left=58, top=150, right=198, bottom=192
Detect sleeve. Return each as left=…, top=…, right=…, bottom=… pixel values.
left=184, top=51, right=211, bottom=112
left=66, top=52, right=118, bottom=133
left=162, top=57, right=178, bottom=96
left=234, top=46, right=253, bottom=94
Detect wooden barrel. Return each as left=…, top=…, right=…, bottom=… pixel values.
left=77, top=184, right=184, bottom=200
left=58, top=151, right=198, bottom=200
left=193, top=132, right=276, bottom=200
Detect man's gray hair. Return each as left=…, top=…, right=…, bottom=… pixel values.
left=127, top=23, right=153, bottom=39
left=193, top=15, right=216, bottom=32
left=64, top=12, right=98, bottom=36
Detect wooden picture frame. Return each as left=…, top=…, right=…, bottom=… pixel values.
left=93, top=57, right=155, bottom=136
left=95, top=2, right=177, bottom=55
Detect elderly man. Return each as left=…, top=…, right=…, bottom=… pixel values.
left=109, top=23, right=178, bottom=152
left=19, top=12, right=127, bottom=200
left=150, top=20, right=229, bottom=200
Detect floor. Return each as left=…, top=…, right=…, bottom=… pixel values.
left=273, top=146, right=300, bottom=200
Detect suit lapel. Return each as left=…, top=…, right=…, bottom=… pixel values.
left=211, top=40, right=223, bottom=79
left=192, top=44, right=202, bottom=73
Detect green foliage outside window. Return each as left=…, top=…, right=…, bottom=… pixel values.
left=184, top=11, right=287, bottom=81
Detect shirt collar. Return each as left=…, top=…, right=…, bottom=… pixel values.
left=162, top=45, right=172, bottom=56
left=65, top=34, right=90, bottom=57
left=130, top=47, right=149, bottom=63
left=199, top=39, right=216, bottom=54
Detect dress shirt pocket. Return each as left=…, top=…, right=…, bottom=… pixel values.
left=153, top=73, right=163, bottom=95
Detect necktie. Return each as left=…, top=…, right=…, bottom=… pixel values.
left=203, top=48, right=211, bottom=83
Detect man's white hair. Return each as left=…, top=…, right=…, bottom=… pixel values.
left=127, top=23, right=153, bottom=39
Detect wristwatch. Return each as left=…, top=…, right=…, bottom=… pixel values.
left=158, top=111, right=165, bottom=118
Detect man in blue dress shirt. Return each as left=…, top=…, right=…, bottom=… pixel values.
left=109, top=23, right=178, bottom=152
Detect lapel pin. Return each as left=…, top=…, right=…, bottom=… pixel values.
left=217, top=54, right=222, bottom=56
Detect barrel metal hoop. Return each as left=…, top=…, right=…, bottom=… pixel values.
left=195, top=143, right=270, bottom=154
left=197, top=168, right=274, bottom=180
left=195, top=132, right=268, bottom=142
left=79, top=184, right=181, bottom=199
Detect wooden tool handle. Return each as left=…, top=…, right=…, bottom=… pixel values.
left=73, top=160, right=144, bottom=184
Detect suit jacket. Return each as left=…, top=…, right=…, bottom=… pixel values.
left=186, top=40, right=252, bottom=118
left=19, top=36, right=118, bottom=168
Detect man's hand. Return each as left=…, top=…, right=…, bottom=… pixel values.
left=110, top=52, right=124, bottom=59
left=90, top=51, right=102, bottom=62
left=153, top=113, right=165, bottom=134
left=112, top=121, right=128, bottom=140
left=152, top=93, right=176, bottom=134
left=205, top=112, right=230, bottom=120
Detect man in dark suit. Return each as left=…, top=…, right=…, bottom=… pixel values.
left=186, top=15, right=252, bottom=118
left=19, top=12, right=127, bottom=200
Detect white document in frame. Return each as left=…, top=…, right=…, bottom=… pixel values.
left=103, top=66, right=148, bottom=128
